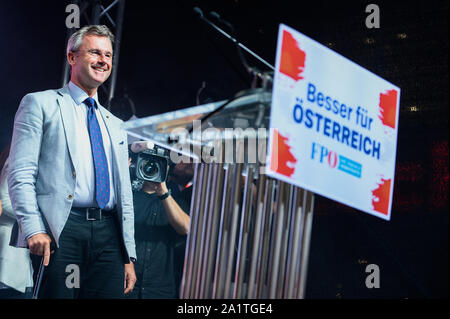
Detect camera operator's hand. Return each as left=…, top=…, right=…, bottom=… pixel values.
left=142, top=181, right=190, bottom=235
left=143, top=181, right=168, bottom=196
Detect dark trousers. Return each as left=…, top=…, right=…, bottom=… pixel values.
left=0, top=287, right=33, bottom=299
left=31, top=212, right=126, bottom=298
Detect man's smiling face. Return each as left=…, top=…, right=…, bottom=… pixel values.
left=68, top=35, right=113, bottom=95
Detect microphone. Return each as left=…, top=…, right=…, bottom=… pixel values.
left=207, top=10, right=252, bottom=75
left=208, top=11, right=220, bottom=21
left=192, top=6, right=274, bottom=71
left=193, top=7, right=203, bottom=18
left=209, top=11, right=233, bottom=31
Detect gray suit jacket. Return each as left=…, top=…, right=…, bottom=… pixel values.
left=7, top=85, right=136, bottom=261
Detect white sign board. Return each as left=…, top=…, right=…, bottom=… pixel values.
left=267, top=24, right=400, bottom=220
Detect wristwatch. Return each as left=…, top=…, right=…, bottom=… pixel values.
left=158, top=189, right=171, bottom=200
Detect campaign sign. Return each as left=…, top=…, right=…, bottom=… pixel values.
left=267, top=24, right=400, bottom=221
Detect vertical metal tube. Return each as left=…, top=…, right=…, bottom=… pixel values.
left=268, top=182, right=286, bottom=298
left=297, top=191, right=315, bottom=299
left=223, top=162, right=243, bottom=298
left=284, top=187, right=304, bottom=298
left=188, top=163, right=210, bottom=298
left=196, top=163, right=216, bottom=298
left=282, top=185, right=296, bottom=298
left=199, top=162, right=225, bottom=298
left=107, top=0, right=125, bottom=108
left=292, top=187, right=307, bottom=298
left=233, top=165, right=254, bottom=298
left=193, top=164, right=213, bottom=298
left=276, top=183, right=294, bottom=298
left=61, top=56, right=71, bottom=87
left=212, top=163, right=232, bottom=298
left=256, top=178, right=276, bottom=298
left=247, top=174, right=266, bottom=298
left=181, top=163, right=203, bottom=298
left=91, top=1, right=101, bottom=24
left=180, top=163, right=199, bottom=298
left=61, top=0, right=79, bottom=87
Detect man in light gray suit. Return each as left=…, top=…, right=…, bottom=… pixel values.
left=7, top=25, right=136, bottom=298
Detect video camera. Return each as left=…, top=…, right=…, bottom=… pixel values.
left=129, top=141, right=171, bottom=191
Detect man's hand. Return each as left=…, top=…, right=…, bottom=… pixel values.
left=27, top=233, right=53, bottom=266
left=149, top=181, right=191, bottom=235
left=145, top=181, right=168, bottom=196
left=124, top=262, right=137, bottom=295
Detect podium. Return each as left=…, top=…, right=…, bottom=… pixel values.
left=123, top=88, right=315, bottom=298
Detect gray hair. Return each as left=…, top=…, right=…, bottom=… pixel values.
left=66, top=25, right=114, bottom=55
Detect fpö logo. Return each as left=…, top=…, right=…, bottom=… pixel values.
left=311, top=142, right=362, bottom=179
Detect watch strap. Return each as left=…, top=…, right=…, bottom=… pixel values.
left=158, top=189, right=171, bottom=200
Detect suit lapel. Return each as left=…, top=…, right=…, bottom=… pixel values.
left=56, top=86, right=77, bottom=168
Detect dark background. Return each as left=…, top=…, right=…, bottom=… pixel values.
left=0, top=0, right=448, bottom=298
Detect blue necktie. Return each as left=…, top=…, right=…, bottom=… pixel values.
left=84, top=97, right=110, bottom=209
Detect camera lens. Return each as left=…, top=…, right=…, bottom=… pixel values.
left=140, top=160, right=160, bottom=179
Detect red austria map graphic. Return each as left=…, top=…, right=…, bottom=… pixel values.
left=279, top=30, right=306, bottom=81
left=371, top=178, right=391, bottom=215
left=270, top=129, right=297, bottom=177
left=378, top=89, right=398, bottom=129
left=372, top=89, right=398, bottom=215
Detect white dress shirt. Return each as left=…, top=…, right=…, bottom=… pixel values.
left=68, top=81, right=116, bottom=210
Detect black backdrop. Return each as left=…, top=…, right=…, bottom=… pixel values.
left=0, top=0, right=448, bottom=298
